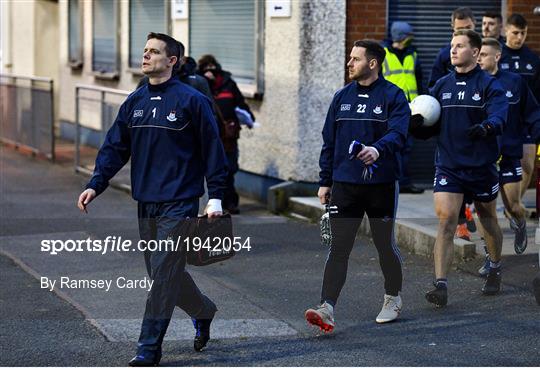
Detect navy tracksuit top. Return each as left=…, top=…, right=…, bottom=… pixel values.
left=319, top=77, right=410, bottom=186
left=493, top=70, right=540, bottom=159
left=429, top=44, right=453, bottom=88
left=429, top=65, right=508, bottom=169
left=86, top=77, right=228, bottom=202
left=499, top=44, right=540, bottom=101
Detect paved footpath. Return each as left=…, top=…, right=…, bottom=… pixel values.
left=1, top=146, right=539, bottom=366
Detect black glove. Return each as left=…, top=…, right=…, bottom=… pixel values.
left=409, top=114, right=424, bottom=130
left=467, top=122, right=495, bottom=139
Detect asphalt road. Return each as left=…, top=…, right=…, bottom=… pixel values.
left=1, top=146, right=539, bottom=367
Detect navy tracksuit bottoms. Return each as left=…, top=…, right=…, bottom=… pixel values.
left=136, top=198, right=217, bottom=355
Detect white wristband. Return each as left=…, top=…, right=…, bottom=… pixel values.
left=207, top=198, right=223, bottom=214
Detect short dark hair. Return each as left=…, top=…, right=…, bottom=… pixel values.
left=453, top=29, right=482, bottom=50
left=146, top=32, right=184, bottom=71
left=353, top=39, right=386, bottom=69
left=146, top=32, right=184, bottom=58
left=507, top=13, right=527, bottom=29
left=482, top=37, right=502, bottom=52
left=452, top=7, right=475, bottom=24
left=483, top=11, right=502, bottom=22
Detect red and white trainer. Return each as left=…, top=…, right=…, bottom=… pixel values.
left=304, top=302, right=335, bottom=333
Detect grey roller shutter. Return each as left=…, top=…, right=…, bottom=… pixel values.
left=189, top=0, right=256, bottom=85
left=129, top=0, right=167, bottom=68
left=388, top=0, right=501, bottom=185
left=389, top=0, right=501, bottom=88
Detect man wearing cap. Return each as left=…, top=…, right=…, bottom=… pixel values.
left=382, top=21, right=424, bottom=194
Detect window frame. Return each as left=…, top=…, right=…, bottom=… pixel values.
left=91, top=0, right=121, bottom=80
left=239, top=0, right=264, bottom=99
left=127, top=0, right=171, bottom=76
left=68, top=0, right=83, bottom=69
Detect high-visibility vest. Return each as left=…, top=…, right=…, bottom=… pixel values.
left=382, top=47, right=418, bottom=102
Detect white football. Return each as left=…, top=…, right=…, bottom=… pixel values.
left=409, top=94, right=441, bottom=127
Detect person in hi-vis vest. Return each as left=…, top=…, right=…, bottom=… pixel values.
left=382, top=21, right=424, bottom=194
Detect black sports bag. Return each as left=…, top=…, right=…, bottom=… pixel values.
left=186, top=213, right=235, bottom=266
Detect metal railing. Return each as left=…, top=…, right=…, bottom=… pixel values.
left=74, top=84, right=131, bottom=190
left=0, top=73, right=55, bottom=161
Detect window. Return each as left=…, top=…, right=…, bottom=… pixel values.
left=129, top=0, right=168, bottom=69
left=189, top=0, right=264, bottom=96
left=92, top=0, right=119, bottom=76
left=68, top=0, right=82, bottom=68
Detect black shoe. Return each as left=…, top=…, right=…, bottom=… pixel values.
left=533, top=272, right=540, bottom=305
left=128, top=353, right=161, bottom=367
left=482, top=268, right=502, bottom=295
left=510, top=218, right=528, bottom=254
left=399, top=185, right=425, bottom=194
left=192, top=317, right=212, bottom=352
left=425, top=284, right=447, bottom=307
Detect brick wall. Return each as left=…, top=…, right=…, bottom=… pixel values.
left=506, top=0, right=540, bottom=52
left=345, top=0, right=387, bottom=56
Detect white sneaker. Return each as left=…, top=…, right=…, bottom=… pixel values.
left=305, top=302, right=335, bottom=333
left=375, top=294, right=402, bottom=323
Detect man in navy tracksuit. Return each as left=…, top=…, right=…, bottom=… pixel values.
left=304, top=40, right=409, bottom=332
left=429, top=7, right=478, bottom=242
left=411, top=30, right=508, bottom=307
left=500, top=14, right=540, bottom=100
left=499, top=14, right=540, bottom=213
left=429, top=7, right=476, bottom=88
left=478, top=38, right=540, bottom=264
left=77, top=33, right=227, bottom=366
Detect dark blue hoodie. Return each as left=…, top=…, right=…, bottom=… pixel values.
left=500, top=44, right=540, bottom=101
left=86, top=77, right=227, bottom=202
